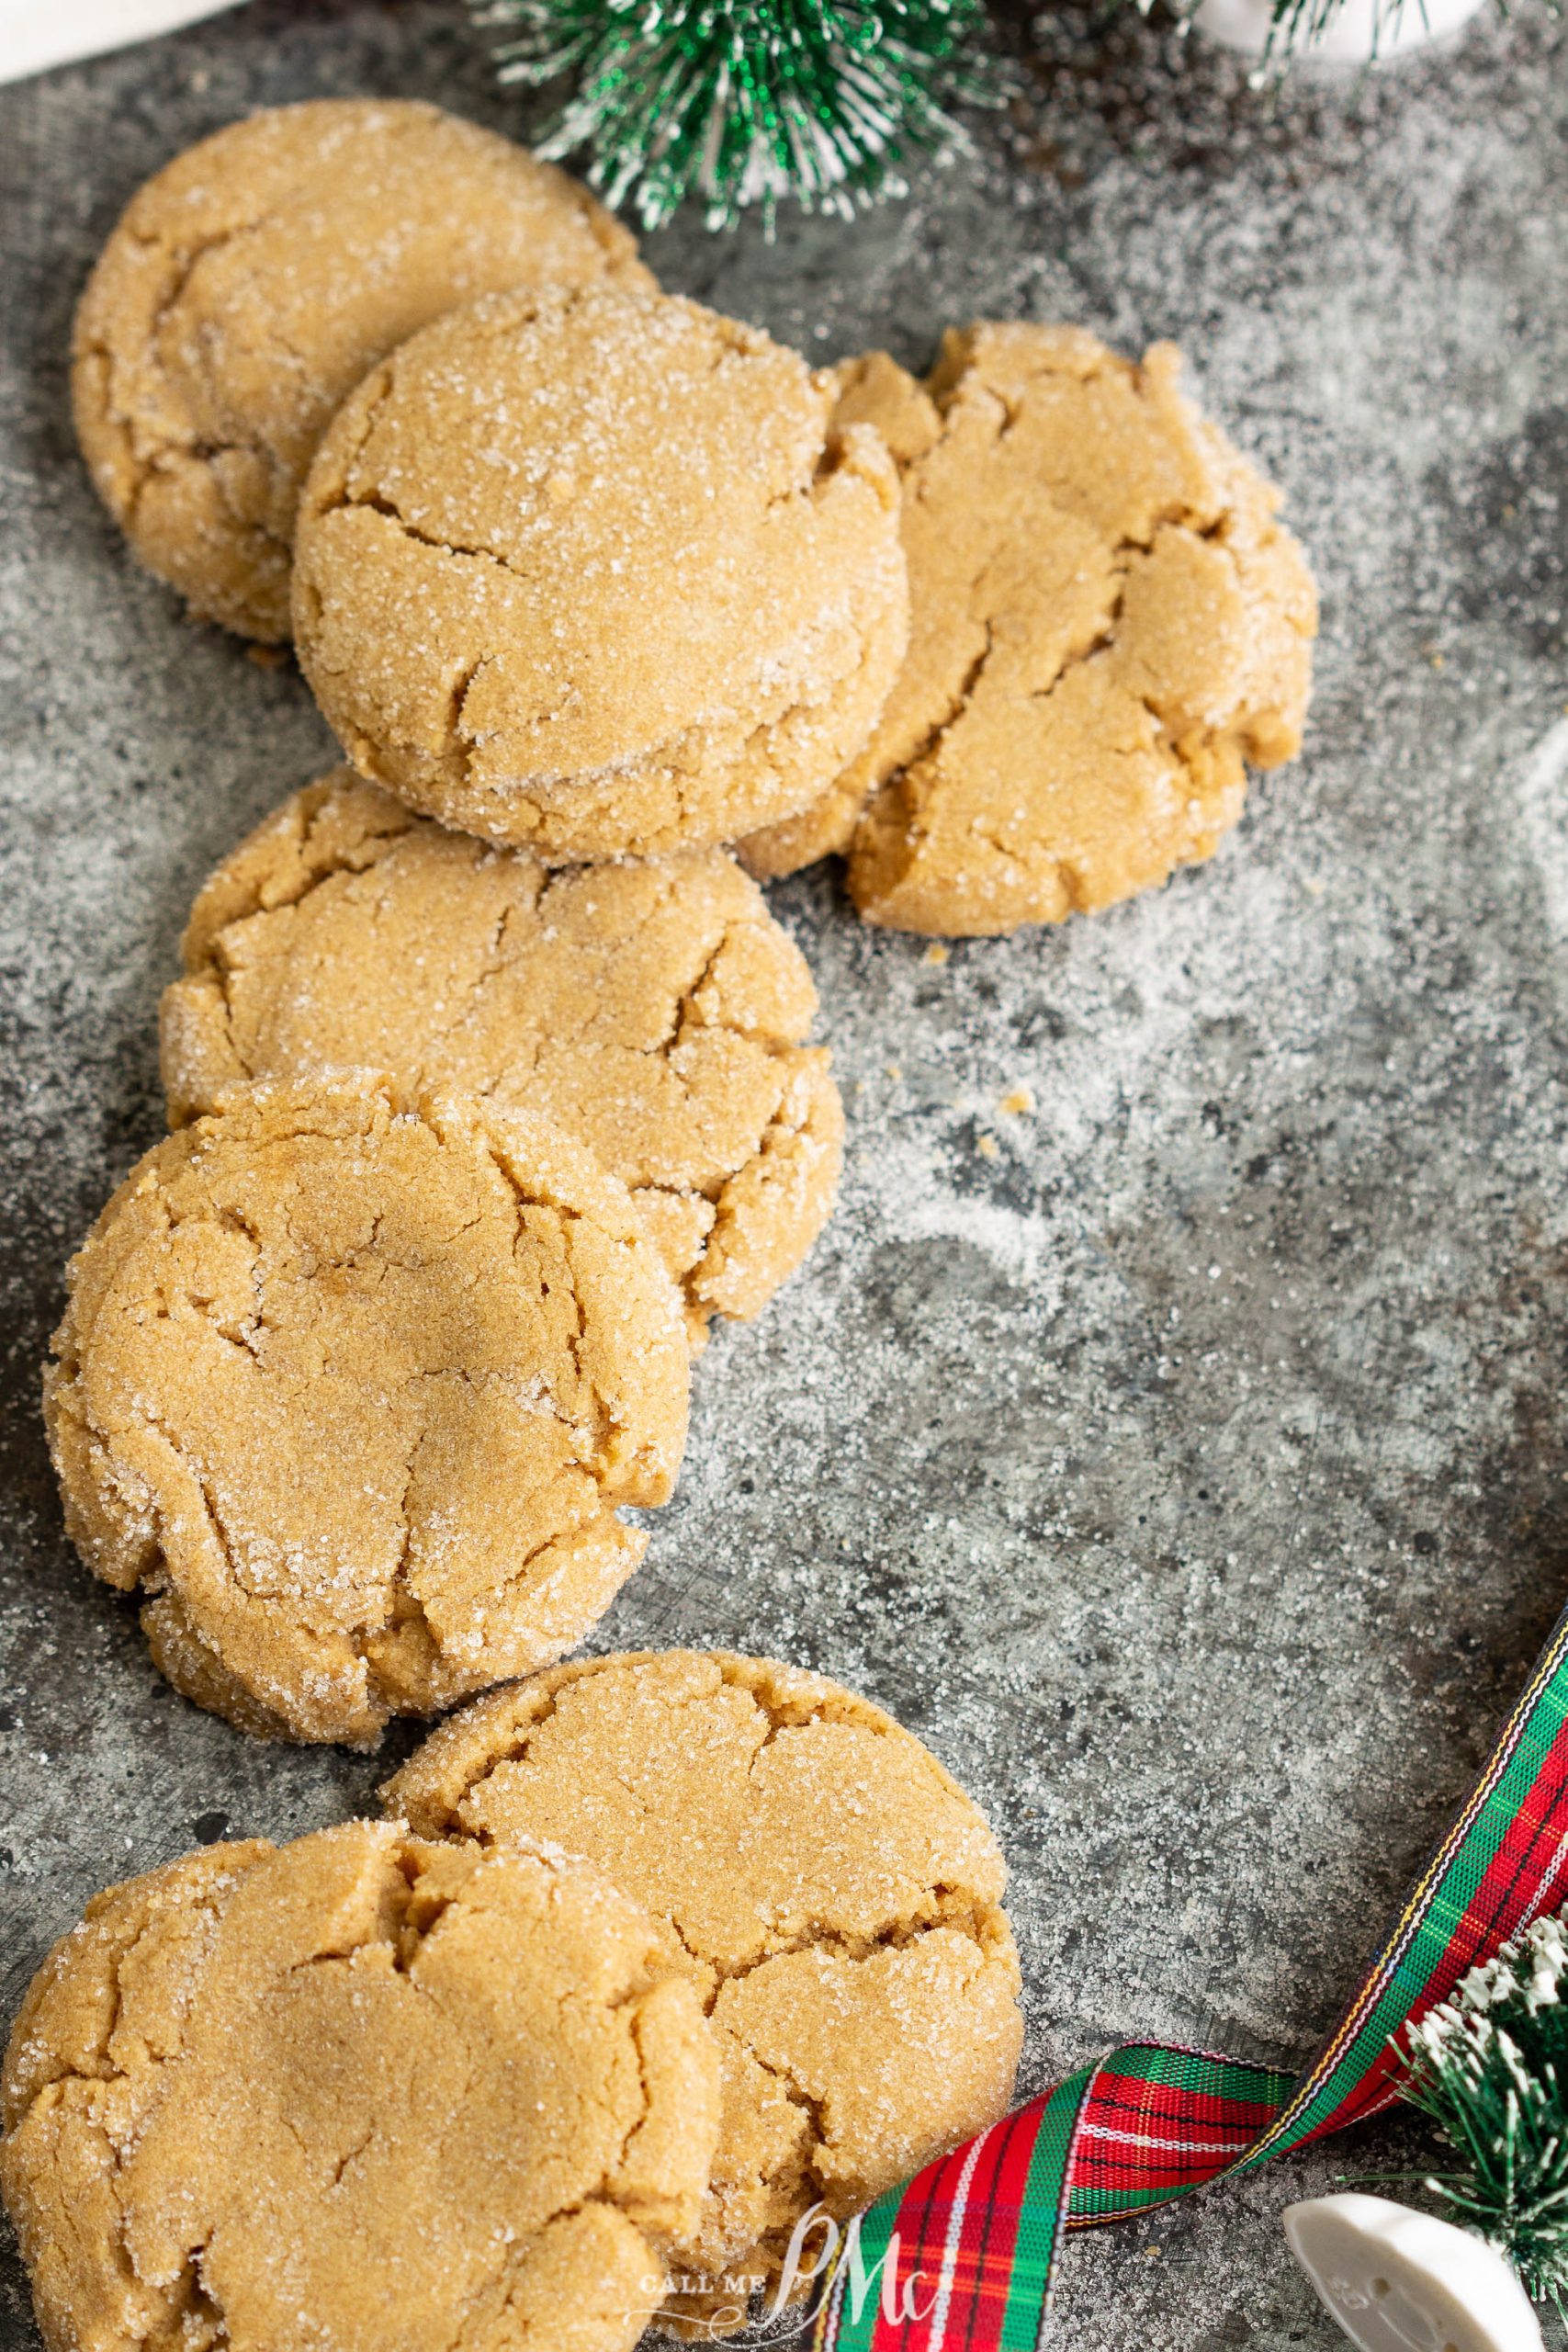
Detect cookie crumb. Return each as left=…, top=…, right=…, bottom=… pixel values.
left=976, top=1133, right=999, bottom=1159
left=921, top=944, right=949, bottom=967
left=999, top=1084, right=1034, bottom=1117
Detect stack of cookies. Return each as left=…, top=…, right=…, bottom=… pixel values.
left=8, top=95, right=1319, bottom=2350
left=54, top=99, right=892, bottom=1747
left=3, top=1653, right=1027, bottom=2346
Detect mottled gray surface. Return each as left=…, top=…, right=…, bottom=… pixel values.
left=4, top=2, right=1568, bottom=2342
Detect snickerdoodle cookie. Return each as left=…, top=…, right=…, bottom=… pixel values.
left=385, top=1651, right=1023, bottom=2330
left=159, top=772, right=843, bottom=1348
left=742, top=323, right=1316, bottom=936
left=42, top=1077, right=688, bottom=1744
left=291, top=284, right=909, bottom=861
left=73, top=100, right=647, bottom=642
left=1, top=1823, right=720, bottom=2352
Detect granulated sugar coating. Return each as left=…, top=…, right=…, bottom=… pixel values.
left=43, top=1077, right=690, bottom=1744
left=159, top=771, right=843, bottom=1348
left=0, top=1824, right=721, bottom=2352
left=743, top=326, right=1316, bottom=935
left=6, top=4, right=1568, bottom=2346
left=386, top=1650, right=1022, bottom=2330
left=72, top=98, right=647, bottom=643
left=291, top=283, right=910, bottom=860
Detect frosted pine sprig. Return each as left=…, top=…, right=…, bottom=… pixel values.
left=468, top=0, right=1004, bottom=231
left=1400, top=1906, right=1568, bottom=2313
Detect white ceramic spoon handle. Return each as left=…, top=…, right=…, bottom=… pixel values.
left=1285, top=2194, right=1543, bottom=2352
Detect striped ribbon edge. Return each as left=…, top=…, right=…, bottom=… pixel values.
left=808, top=1597, right=1568, bottom=2352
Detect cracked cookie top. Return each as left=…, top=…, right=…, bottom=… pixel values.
left=0, top=1823, right=721, bottom=2352
left=159, top=771, right=844, bottom=1349
left=72, top=100, right=646, bottom=644
left=290, top=283, right=909, bottom=861
left=741, top=323, right=1317, bottom=936
left=42, top=1076, right=689, bottom=1745
left=384, top=1651, right=1023, bottom=2324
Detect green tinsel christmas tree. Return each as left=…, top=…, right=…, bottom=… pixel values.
left=470, top=0, right=1004, bottom=230
left=473, top=0, right=1464, bottom=232
left=1400, top=1905, right=1568, bottom=2313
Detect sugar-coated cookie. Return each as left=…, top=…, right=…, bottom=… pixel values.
left=0, top=1824, right=720, bottom=2352
left=73, top=100, right=647, bottom=642
left=291, top=285, right=909, bottom=861
left=159, top=772, right=843, bottom=1348
left=385, top=1651, right=1023, bottom=2330
left=742, top=324, right=1316, bottom=935
left=43, top=1076, right=688, bottom=1744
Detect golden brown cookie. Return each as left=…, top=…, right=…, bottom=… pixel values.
left=42, top=1076, right=688, bottom=1745
left=291, top=284, right=909, bottom=861
left=741, top=324, right=1317, bottom=936
left=385, top=1651, right=1023, bottom=2329
left=73, top=100, right=647, bottom=642
left=158, top=771, right=843, bottom=1349
left=0, top=1823, right=721, bottom=2352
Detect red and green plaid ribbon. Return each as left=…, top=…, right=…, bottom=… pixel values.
left=810, top=1597, right=1568, bottom=2349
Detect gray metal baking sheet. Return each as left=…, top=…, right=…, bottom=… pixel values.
left=5, top=4, right=1568, bottom=2343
